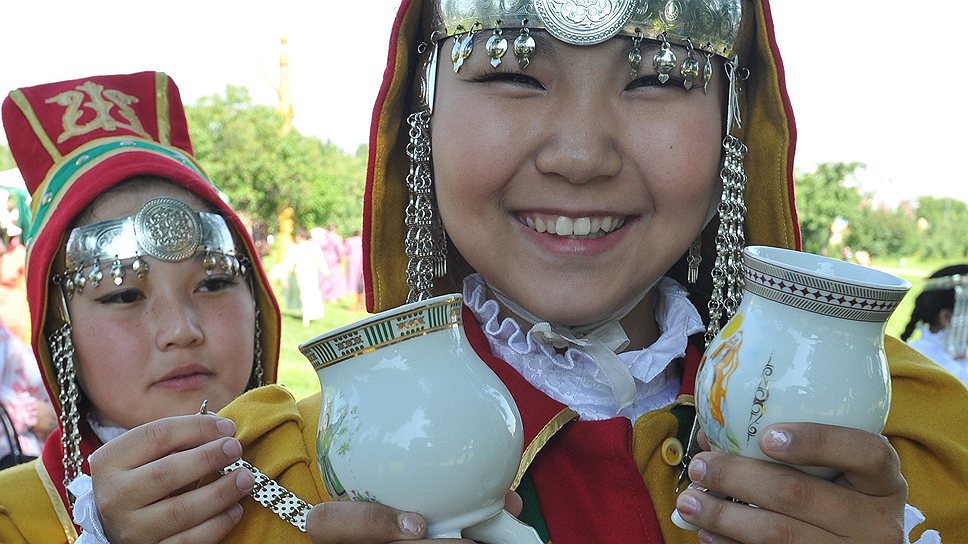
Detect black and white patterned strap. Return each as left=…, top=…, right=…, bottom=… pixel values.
left=220, top=458, right=314, bottom=532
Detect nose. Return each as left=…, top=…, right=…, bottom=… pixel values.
left=534, top=96, right=622, bottom=185
left=153, top=295, right=204, bottom=351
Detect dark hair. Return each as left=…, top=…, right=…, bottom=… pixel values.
left=900, top=264, right=968, bottom=341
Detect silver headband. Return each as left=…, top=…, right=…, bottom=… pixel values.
left=62, top=197, right=243, bottom=297
left=922, top=274, right=968, bottom=358
left=429, top=0, right=742, bottom=55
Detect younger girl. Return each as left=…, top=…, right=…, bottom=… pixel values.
left=0, top=71, right=281, bottom=543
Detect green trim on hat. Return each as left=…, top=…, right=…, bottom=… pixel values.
left=27, top=137, right=210, bottom=242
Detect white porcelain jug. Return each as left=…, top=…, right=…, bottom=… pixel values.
left=696, top=245, right=910, bottom=475
left=300, top=294, right=542, bottom=543
left=674, top=246, right=910, bottom=530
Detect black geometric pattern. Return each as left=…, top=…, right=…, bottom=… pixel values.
left=742, top=257, right=905, bottom=322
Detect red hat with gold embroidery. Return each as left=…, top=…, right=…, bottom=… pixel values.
left=2, top=72, right=281, bottom=498
left=2, top=72, right=281, bottom=508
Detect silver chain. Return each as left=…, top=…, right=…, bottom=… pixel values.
left=404, top=109, right=447, bottom=302
left=51, top=323, right=83, bottom=490
left=220, top=458, right=313, bottom=532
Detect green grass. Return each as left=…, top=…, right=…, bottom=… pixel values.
left=275, top=296, right=368, bottom=400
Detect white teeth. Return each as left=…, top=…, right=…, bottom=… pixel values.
left=523, top=213, right=625, bottom=237
left=555, top=216, right=573, bottom=236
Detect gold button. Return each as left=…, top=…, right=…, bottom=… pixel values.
left=661, top=436, right=684, bottom=466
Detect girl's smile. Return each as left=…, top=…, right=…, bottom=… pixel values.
left=432, top=34, right=723, bottom=328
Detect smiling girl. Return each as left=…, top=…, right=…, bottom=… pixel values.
left=88, top=1, right=968, bottom=543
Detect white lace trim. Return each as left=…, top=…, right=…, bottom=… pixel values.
left=70, top=416, right=127, bottom=543
left=463, top=274, right=705, bottom=421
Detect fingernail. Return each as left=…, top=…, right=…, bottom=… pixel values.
left=235, top=469, right=254, bottom=492
left=677, top=493, right=702, bottom=516
left=216, top=417, right=236, bottom=437
left=698, top=529, right=717, bottom=543
left=689, top=458, right=707, bottom=483
left=228, top=503, right=243, bottom=520
left=222, top=437, right=242, bottom=459
left=398, top=512, right=425, bottom=537
left=765, top=428, right=790, bottom=451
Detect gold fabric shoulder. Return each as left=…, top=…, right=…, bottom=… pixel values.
left=882, top=336, right=968, bottom=542
left=0, top=460, right=77, bottom=543
left=629, top=336, right=968, bottom=543
left=213, top=385, right=329, bottom=542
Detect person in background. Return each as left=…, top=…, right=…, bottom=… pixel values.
left=292, top=227, right=329, bottom=327
left=344, top=229, right=364, bottom=311
left=0, top=321, right=54, bottom=467
left=313, top=225, right=345, bottom=302
left=901, top=264, right=968, bottom=386
left=0, top=71, right=282, bottom=543
left=0, top=232, right=30, bottom=344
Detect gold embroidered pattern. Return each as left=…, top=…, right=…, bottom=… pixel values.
left=45, top=81, right=149, bottom=143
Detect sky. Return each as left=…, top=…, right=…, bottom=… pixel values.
left=2, top=1, right=966, bottom=205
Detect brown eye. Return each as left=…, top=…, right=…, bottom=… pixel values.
left=476, top=71, right=544, bottom=89
left=626, top=75, right=685, bottom=91
left=197, top=276, right=238, bottom=293
left=95, top=289, right=144, bottom=304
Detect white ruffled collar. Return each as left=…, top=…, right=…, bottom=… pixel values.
left=462, top=274, right=705, bottom=421
left=87, top=413, right=128, bottom=444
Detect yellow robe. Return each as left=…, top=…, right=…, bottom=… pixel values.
left=1, top=337, right=965, bottom=542
left=218, top=336, right=968, bottom=542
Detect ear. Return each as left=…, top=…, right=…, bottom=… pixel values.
left=938, top=308, right=953, bottom=329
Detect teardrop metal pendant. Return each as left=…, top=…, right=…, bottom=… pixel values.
left=682, top=55, right=700, bottom=89
left=653, top=41, right=677, bottom=83
left=513, top=28, right=535, bottom=69
left=486, top=29, right=508, bottom=68
left=703, top=53, right=714, bottom=92
left=110, top=258, right=124, bottom=286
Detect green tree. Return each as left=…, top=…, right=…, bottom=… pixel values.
left=845, top=204, right=918, bottom=260
left=185, top=86, right=366, bottom=236
left=913, top=196, right=968, bottom=260
left=793, top=162, right=865, bottom=254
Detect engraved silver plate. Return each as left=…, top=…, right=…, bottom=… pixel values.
left=65, top=197, right=238, bottom=271
left=533, top=0, right=636, bottom=45
left=135, top=197, right=202, bottom=261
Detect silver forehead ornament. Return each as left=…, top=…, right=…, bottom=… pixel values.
left=61, top=197, right=244, bottom=297
left=429, top=0, right=743, bottom=86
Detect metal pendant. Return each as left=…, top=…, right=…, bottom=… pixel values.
left=486, top=28, right=508, bottom=68
left=682, top=42, right=700, bottom=90
left=513, top=26, right=535, bottom=69
left=452, top=30, right=475, bottom=73
left=110, top=258, right=124, bottom=286
left=132, top=254, right=149, bottom=279
left=203, top=250, right=218, bottom=276
left=88, top=260, right=103, bottom=288
left=629, top=32, right=643, bottom=78
left=73, top=269, right=87, bottom=292
left=703, top=51, right=714, bottom=92
left=653, top=39, right=677, bottom=83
